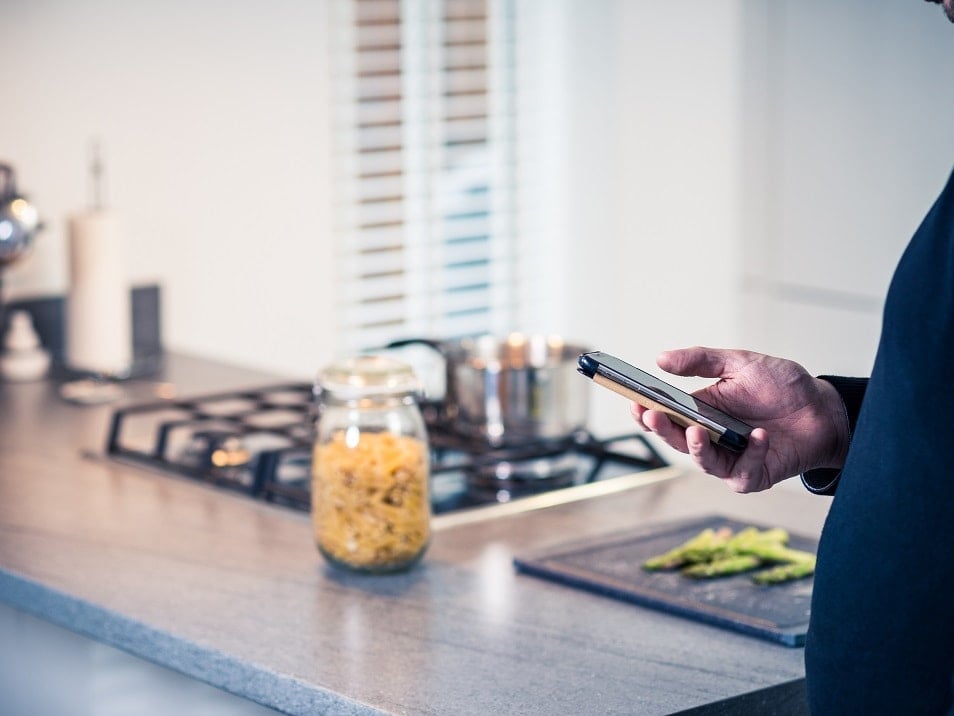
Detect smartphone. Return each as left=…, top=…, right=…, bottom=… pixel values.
left=577, top=350, right=753, bottom=453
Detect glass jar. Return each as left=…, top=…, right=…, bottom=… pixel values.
left=311, top=355, right=431, bottom=573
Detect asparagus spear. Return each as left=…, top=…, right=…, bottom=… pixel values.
left=727, top=526, right=790, bottom=549
left=740, top=543, right=816, bottom=565
left=642, top=527, right=733, bottom=570
left=751, top=558, right=816, bottom=585
left=726, top=529, right=812, bottom=563
left=642, top=524, right=817, bottom=585
left=681, top=554, right=761, bottom=578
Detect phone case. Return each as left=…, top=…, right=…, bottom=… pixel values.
left=578, top=352, right=750, bottom=453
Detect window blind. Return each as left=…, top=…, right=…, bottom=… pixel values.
left=331, top=0, right=519, bottom=353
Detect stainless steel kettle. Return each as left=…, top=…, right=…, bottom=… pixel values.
left=0, top=164, right=41, bottom=268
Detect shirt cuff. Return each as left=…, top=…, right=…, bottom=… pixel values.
left=799, top=375, right=867, bottom=496
left=801, top=467, right=842, bottom=495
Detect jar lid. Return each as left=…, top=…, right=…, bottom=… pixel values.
left=316, top=354, right=421, bottom=401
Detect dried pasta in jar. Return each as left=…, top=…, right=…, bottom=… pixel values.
left=313, top=429, right=430, bottom=571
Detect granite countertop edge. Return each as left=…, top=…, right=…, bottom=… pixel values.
left=0, top=568, right=381, bottom=716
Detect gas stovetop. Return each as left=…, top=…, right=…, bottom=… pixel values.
left=106, top=383, right=667, bottom=515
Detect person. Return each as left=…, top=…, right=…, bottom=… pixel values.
left=633, top=2, right=954, bottom=713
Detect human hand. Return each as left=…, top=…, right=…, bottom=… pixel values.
left=632, top=347, right=849, bottom=493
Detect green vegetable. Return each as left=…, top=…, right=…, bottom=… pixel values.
left=751, top=559, right=816, bottom=585
left=642, top=525, right=816, bottom=585
left=681, top=554, right=761, bottom=578
left=642, top=527, right=732, bottom=570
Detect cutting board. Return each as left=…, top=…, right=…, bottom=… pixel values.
left=513, top=514, right=817, bottom=646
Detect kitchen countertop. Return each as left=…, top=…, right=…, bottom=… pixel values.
left=0, top=353, right=832, bottom=715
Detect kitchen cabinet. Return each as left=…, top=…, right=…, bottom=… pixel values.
left=737, top=0, right=954, bottom=375
left=0, top=353, right=830, bottom=715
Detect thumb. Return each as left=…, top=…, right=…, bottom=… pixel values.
left=657, top=346, right=743, bottom=379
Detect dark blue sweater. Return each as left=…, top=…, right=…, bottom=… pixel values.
left=804, top=169, right=954, bottom=714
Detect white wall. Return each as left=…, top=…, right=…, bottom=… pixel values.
left=552, top=0, right=747, bottom=435
left=554, top=0, right=954, bottom=433
left=0, top=0, right=336, bottom=379
left=2, top=0, right=954, bottom=422
left=738, top=0, right=954, bottom=377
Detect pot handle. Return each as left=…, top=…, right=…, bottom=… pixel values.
left=384, top=338, right=457, bottom=416
left=385, top=337, right=447, bottom=355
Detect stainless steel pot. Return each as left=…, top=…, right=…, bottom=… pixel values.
left=387, top=334, right=590, bottom=445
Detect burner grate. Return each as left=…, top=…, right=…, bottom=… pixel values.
left=106, top=383, right=667, bottom=514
